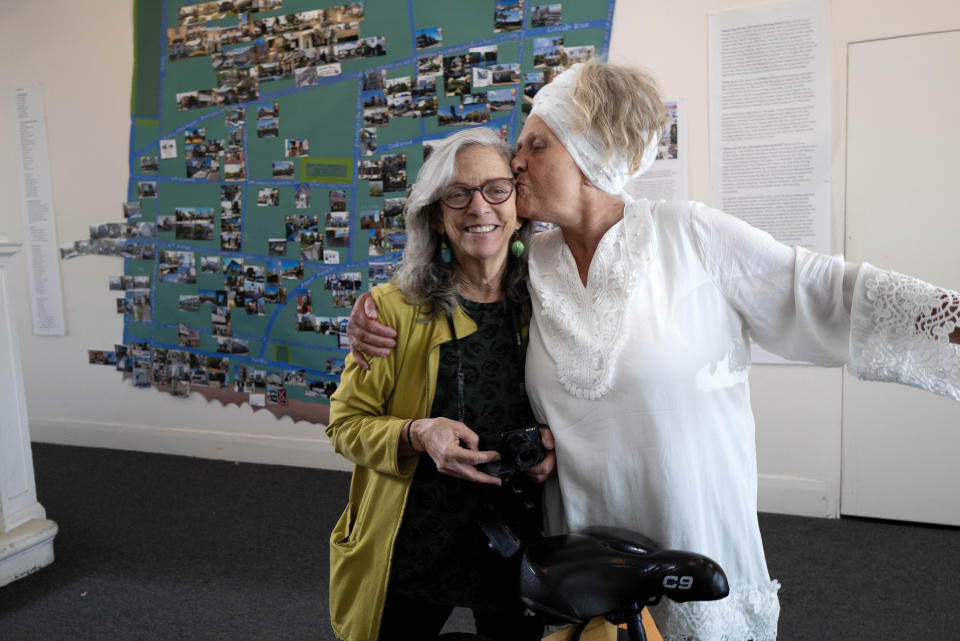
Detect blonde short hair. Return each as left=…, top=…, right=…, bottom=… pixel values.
left=571, top=60, right=669, bottom=174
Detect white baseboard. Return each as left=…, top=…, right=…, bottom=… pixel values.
left=28, top=419, right=838, bottom=518
left=28, top=418, right=354, bottom=472
left=758, top=474, right=839, bottom=518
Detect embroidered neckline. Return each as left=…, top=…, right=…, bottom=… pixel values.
left=529, top=200, right=657, bottom=399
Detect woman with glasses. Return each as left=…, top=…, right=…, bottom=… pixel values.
left=326, top=127, right=549, bottom=641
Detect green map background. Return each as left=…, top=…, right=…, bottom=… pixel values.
left=122, top=0, right=614, bottom=414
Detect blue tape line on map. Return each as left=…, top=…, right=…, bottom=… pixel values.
left=602, top=0, right=616, bottom=59
left=131, top=3, right=617, bottom=381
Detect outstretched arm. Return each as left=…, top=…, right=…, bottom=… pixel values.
left=347, top=291, right=397, bottom=369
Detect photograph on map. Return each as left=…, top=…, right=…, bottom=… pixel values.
left=494, top=1, right=524, bottom=32
left=414, top=95, right=438, bottom=118
left=88, top=350, right=117, bottom=366
left=295, top=183, right=310, bottom=209
left=443, top=55, right=471, bottom=96
left=225, top=108, right=245, bottom=127
left=137, top=181, right=157, bottom=198
left=417, top=53, right=442, bottom=77
left=531, top=3, right=562, bottom=27
left=325, top=211, right=350, bottom=228
left=285, top=215, right=318, bottom=240
left=412, top=75, right=436, bottom=99
left=438, top=104, right=465, bottom=126
left=383, top=197, right=406, bottom=217
left=268, top=239, right=287, bottom=256
left=386, top=76, right=411, bottom=96
left=179, top=294, right=201, bottom=313
left=358, top=159, right=382, bottom=181
left=363, top=106, right=388, bottom=127
left=178, top=324, right=200, bottom=348
left=201, top=256, right=221, bottom=273
left=296, top=292, right=312, bottom=315
left=263, top=284, right=286, bottom=305
left=160, top=139, right=177, bottom=159
left=367, top=228, right=385, bottom=256
left=257, top=117, right=279, bottom=138
left=217, top=337, right=249, bottom=355
left=273, top=161, right=295, bottom=179
left=224, top=162, right=245, bottom=181
left=297, top=313, right=318, bottom=332
left=257, top=188, right=280, bottom=206
left=301, top=236, right=322, bottom=261
left=384, top=170, right=407, bottom=193
left=221, top=214, right=241, bottom=233
left=415, top=26, right=442, bottom=50
left=221, top=185, right=242, bottom=213
left=359, top=210, right=382, bottom=230
left=362, top=68, right=386, bottom=91
left=534, top=37, right=565, bottom=68
left=524, top=70, right=545, bottom=101
left=186, top=157, right=219, bottom=181
left=364, top=89, right=387, bottom=112
left=139, top=155, right=159, bottom=173
left=487, top=88, right=516, bottom=111
left=360, top=127, right=377, bottom=155
left=126, top=222, right=156, bottom=239
left=123, top=201, right=142, bottom=220
left=565, top=45, right=595, bottom=65
left=295, top=66, right=318, bottom=87
left=325, top=226, right=350, bottom=249
left=369, top=261, right=395, bottom=284
left=489, top=63, right=521, bottom=85
left=387, top=92, right=413, bottom=118
left=285, top=138, right=309, bottom=157
left=329, top=189, right=346, bottom=211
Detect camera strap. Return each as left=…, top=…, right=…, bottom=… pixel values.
left=445, top=302, right=524, bottom=424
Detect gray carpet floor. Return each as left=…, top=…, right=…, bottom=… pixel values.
left=1, top=443, right=957, bottom=640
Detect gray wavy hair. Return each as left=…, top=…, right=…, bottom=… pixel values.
left=393, top=127, right=532, bottom=319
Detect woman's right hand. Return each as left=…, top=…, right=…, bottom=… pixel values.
left=347, top=291, right=397, bottom=369
left=409, top=417, right=503, bottom=486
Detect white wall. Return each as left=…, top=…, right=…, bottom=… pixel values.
left=3, top=1, right=958, bottom=515
left=0, top=1, right=350, bottom=471
left=609, top=0, right=960, bottom=517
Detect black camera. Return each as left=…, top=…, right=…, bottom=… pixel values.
left=478, top=424, right=547, bottom=480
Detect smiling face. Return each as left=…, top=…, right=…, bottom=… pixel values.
left=437, top=145, right=520, bottom=269
left=511, top=114, right=589, bottom=225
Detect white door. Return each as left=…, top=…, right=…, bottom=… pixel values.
left=842, top=30, right=960, bottom=526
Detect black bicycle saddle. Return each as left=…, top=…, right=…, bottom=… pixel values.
left=520, top=526, right=729, bottom=623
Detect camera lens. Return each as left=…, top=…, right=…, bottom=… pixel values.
left=513, top=443, right=543, bottom=469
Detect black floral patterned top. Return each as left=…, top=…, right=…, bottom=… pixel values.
left=388, top=298, right=541, bottom=607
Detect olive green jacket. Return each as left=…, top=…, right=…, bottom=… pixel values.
left=326, top=283, right=478, bottom=641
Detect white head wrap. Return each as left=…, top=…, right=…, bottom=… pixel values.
left=529, top=63, right=660, bottom=201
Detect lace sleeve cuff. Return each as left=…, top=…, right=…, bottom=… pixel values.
left=848, top=262, right=960, bottom=401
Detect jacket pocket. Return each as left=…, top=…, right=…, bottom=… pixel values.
left=331, top=502, right=357, bottom=548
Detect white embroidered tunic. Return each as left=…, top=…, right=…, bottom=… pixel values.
left=524, top=199, right=960, bottom=641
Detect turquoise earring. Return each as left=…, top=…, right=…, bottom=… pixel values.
left=440, top=236, right=452, bottom=263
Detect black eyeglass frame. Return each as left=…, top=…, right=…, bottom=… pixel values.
left=438, top=177, right=517, bottom=209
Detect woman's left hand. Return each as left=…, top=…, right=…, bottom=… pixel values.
left=525, top=426, right=556, bottom=483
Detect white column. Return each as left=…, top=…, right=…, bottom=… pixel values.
left=0, top=240, right=57, bottom=587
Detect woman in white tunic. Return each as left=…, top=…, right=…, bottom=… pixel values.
left=348, top=61, right=960, bottom=641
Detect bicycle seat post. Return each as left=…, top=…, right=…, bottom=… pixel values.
left=623, top=611, right=647, bottom=641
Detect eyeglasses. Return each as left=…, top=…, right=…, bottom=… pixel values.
left=439, top=178, right=516, bottom=209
